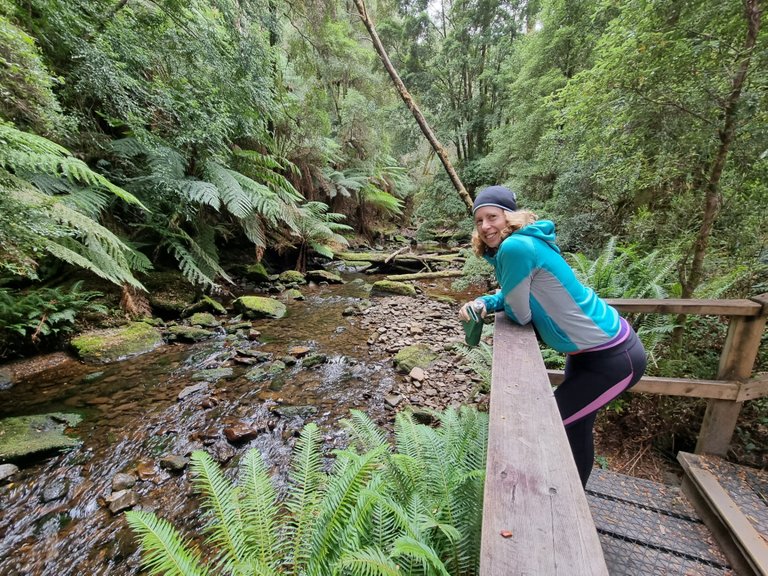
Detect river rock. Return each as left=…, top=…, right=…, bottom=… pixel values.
left=191, top=368, right=233, bottom=382
left=234, top=296, right=287, bottom=319
left=107, top=489, right=139, bottom=514
left=283, top=288, right=305, bottom=300
left=0, top=463, right=19, bottom=482
left=244, top=262, right=270, bottom=283
left=166, top=325, right=217, bottom=342
left=182, top=295, right=227, bottom=316
left=0, top=413, right=82, bottom=460
left=371, top=280, right=417, bottom=296
left=178, top=382, right=208, bottom=400
left=288, top=346, right=311, bottom=358
left=188, top=312, right=219, bottom=327
left=393, top=345, right=438, bottom=374
left=0, top=368, right=12, bottom=390
left=70, top=322, right=164, bottom=363
left=301, top=353, right=327, bottom=368
left=42, top=478, right=69, bottom=502
left=112, top=472, right=137, bottom=491
left=306, top=269, right=344, bottom=284
left=409, top=367, right=426, bottom=381
left=159, top=455, right=188, bottom=472
left=278, top=270, right=306, bottom=285
left=223, top=423, right=261, bottom=443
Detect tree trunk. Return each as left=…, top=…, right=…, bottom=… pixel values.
left=351, top=0, right=474, bottom=213
left=679, top=0, right=760, bottom=299
left=672, top=0, right=760, bottom=347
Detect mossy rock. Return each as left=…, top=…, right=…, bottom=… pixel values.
left=71, top=322, right=164, bottom=363
left=393, top=345, right=438, bottom=374
left=302, top=353, right=327, bottom=368
left=244, top=262, right=270, bottom=283
left=183, top=296, right=227, bottom=316
left=278, top=270, right=306, bottom=285
left=234, top=296, right=287, bottom=319
left=191, top=368, right=233, bottom=382
left=188, top=312, right=219, bottom=327
left=166, top=325, right=216, bottom=342
left=372, top=280, right=417, bottom=297
left=306, top=269, right=344, bottom=284
left=283, top=288, right=305, bottom=300
left=0, top=413, right=82, bottom=461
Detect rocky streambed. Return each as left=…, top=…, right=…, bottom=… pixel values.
left=0, top=277, right=486, bottom=576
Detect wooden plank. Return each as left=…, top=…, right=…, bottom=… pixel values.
left=737, top=374, right=768, bottom=402
left=480, top=314, right=607, bottom=575
left=606, top=298, right=763, bottom=316
left=678, top=453, right=768, bottom=575
left=697, top=312, right=768, bottom=455
left=547, top=371, right=741, bottom=400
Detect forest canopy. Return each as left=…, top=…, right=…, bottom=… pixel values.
left=0, top=0, right=766, bottom=356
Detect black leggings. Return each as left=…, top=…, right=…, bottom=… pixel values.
left=555, top=328, right=647, bottom=487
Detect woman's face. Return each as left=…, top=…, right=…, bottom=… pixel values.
left=474, top=206, right=507, bottom=248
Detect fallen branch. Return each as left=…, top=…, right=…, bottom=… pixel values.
left=384, top=270, right=464, bottom=281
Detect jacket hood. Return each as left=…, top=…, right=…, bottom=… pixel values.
left=513, top=219, right=560, bottom=253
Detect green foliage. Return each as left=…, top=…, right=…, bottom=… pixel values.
left=0, top=14, right=70, bottom=134
left=452, top=250, right=494, bottom=292
left=0, top=121, right=149, bottom=287
left=128, top=407, right=488, bottom=576
left=0, top=281, right=106, bottom=355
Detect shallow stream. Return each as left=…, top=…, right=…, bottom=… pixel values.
left=0, top=279, right=413, bottom=575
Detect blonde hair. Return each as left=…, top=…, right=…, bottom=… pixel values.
left=471, top=209, right=538, bottom=257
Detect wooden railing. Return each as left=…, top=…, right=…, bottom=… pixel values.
left=548, top=294, right=768, bottom=455
left=480, top=314, right=608, bottom=575
left=480, top=294, right=768, bottom=575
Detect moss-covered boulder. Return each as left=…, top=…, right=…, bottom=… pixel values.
left=306, top=270, right=344, bottom=284
left=283, top=288, right=305, bottom=300
left=0, top=413, right=82, bottom=461
left=71, top=322, right=164, bottom=363
left=183, top=296, right=227, bottom=316
left=188, top=312, right=219, bottom=327
left=244, top=262, right=270, bottom=283
left=393, top=345, right=438, bottom=374
left=372, top=280, right=417, bottom=297
left=166, top=325, right=217, bottom=342
left=278, top=270, right=306, bottom=285
left=234, top=296, right=287, bottom=319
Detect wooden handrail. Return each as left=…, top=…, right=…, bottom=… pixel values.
left=480, top=314, right=608, bottom=575
left=606, top=298, right=763, bottom=316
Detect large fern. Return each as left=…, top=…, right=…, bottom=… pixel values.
left=128, top=408, right=489, bottom=576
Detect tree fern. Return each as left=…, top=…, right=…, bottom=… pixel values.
left=125, top=510, right=209, bottom=576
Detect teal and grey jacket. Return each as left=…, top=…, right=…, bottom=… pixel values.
left=478, top=220, right=621, bottom=354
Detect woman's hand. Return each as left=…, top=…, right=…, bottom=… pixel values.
left=459, top=299, right=487, bottom=321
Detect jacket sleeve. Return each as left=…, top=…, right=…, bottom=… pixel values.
left=492, top=236, right=535, bottom=325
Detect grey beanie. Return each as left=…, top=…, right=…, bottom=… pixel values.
left=472, top=186, right=518, bottom=214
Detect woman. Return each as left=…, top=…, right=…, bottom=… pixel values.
left=459, top=185, right=647, bottom=487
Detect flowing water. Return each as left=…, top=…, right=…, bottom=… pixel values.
left=0, top=279, right=407, bottom=575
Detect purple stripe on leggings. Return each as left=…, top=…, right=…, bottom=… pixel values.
left=562, top=372, right=633, bottom=427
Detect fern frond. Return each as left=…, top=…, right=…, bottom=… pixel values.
left=125, top=510, right=209, bottom=576
left=189, top=450, right=247, bottom=573
left=308, top=446, right=388, bottom=574
left=205, top=161, right=252, bottom=218
left=239, top=449, right=280, bottom=570
left=338, top=547, right=402, bottom=576
left=342, top=409, right=389, bottom=453
left=392, top=536, right=452, bottom=576
left=285, top=423, right=324, bottom=573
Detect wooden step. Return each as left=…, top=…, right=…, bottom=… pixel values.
left=677, top=452, right=768, bottom=576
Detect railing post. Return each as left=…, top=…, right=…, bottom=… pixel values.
left=695, top=293, right=768, bottom=455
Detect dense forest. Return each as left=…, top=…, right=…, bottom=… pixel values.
left=1, top=0, right=766, bottom=367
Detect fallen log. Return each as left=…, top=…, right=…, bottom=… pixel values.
left=384, top=270, right=464, bottom=281
left=335, top=251, right=464, bottom=264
